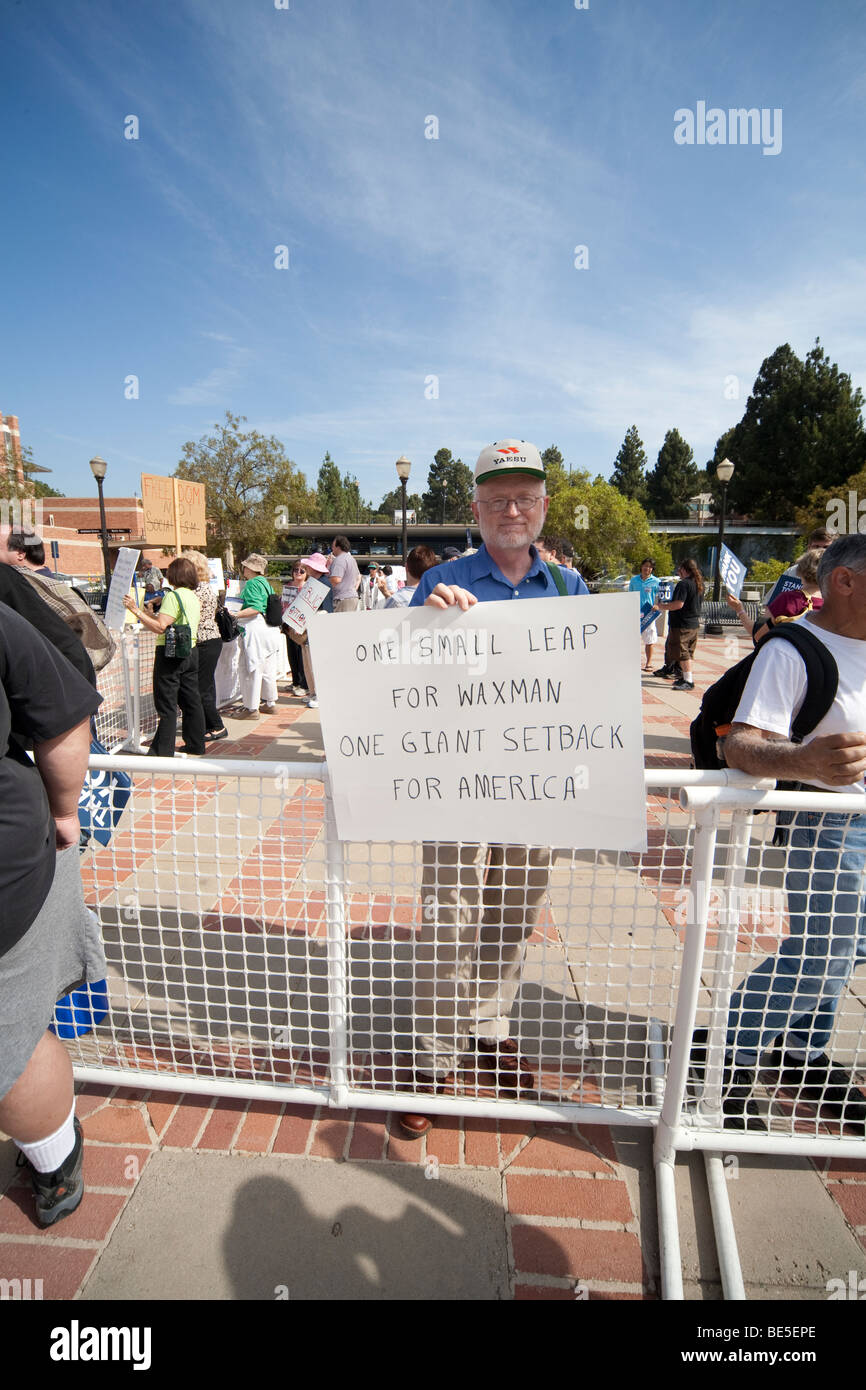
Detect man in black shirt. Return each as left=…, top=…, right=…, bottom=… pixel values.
left=0, top=603, right=103, bottom=1225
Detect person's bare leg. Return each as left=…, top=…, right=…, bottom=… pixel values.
left=0, top=1031, right=74, bottom=1142
left=643, top=643, right=654, bottom=670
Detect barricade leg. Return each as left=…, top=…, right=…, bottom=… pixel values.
left=654, top=809, right=719, bottom=1300
left=323, top=771, right=349, bottom=1107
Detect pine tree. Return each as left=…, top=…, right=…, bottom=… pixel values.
left=540, top=445, right=568, bottom=495
left=342, top=473, right=362, bottom=524
left=421, top=448, right=474, bottom=522
left=315, top=452, right=345, bottom=522
left=610, top=426, right=648, bottom=504
left=646, top=429, right=698, bottom=519
left=710, top=340, right=866, bottom=521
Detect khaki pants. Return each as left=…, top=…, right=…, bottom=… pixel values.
left=333, top=597, right=359, bottom=612
left=414, top=842, right=551, bottom=1077
left=301, top=641, right=315, bottom=696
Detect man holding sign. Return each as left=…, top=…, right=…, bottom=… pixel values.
left=397, top=440, right=590, bottom=1137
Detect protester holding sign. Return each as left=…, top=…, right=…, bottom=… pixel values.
left=123, top=555, right=206, bottom=757
left=281, top=560, right=309, bottom=697
left=728, top=548, right=824, bottom=647
left=629, top=558, right=660, bottom=671
left=397, top=439, right=590, bottom=1138
left=296, top=553, right=334, bottom=710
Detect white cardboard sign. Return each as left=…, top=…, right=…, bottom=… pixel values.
left=207, top=557, right=225, bottom=592
left=104, top=547, right=141, bottom=633
left=312, top=593, right=647, bottom=850
left=284, top=577, right=329, bottom=635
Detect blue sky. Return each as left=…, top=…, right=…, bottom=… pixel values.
left=3, top=0, right=865, bottom=506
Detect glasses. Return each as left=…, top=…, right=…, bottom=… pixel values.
left=477, top=495, right=544, bottom=514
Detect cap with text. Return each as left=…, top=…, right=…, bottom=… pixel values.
left=474, top=439, right=546, bottom=485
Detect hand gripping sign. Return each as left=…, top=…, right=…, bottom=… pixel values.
left=309, top=593, right=647, bottom=851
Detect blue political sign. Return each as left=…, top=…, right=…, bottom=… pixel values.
left=719, top=543, right=747, bottom=599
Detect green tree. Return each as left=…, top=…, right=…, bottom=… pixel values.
left=176, top=410, right=316, bottom=558
left=646, top=429, right=698, bottom=519
left=342, top=472, right=363, bottom=524
left=544, top=471, right=672, bottom=578
left=315, top=452, right=346, bottom=523
left=372, top=486, right=424, bottom=523
left=747, top=558, right=788, bottom=584
left=610, top=426, right=648, bottom=505
left=711, top=341, right=866, bottom=522
left=540, top=444, right=569, bottom=496
left=796, top=463, right=866, bottom=538
left=421, top=448, right=474, bottom=522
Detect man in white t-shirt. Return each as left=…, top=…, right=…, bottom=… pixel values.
left=692, top=534, right=866, bottom=1131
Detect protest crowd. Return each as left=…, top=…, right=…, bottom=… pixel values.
left=0, top=438, right=864, bottom=1253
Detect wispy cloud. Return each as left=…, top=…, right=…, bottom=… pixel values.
left=167, top=336, right=252, bottom=407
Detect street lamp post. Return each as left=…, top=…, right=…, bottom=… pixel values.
left=395, top=455, right=411, bottom=567
left=706, top=457, right=735, bottom=635
left=89, top=455, right=112, bottom=594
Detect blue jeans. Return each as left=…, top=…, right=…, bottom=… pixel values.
left=727, top=809, right=866, bottom=1065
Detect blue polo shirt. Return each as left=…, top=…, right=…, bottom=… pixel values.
left=410, top=544, right=590, bottom=606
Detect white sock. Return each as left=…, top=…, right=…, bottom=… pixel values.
left=15, top=1102, right=77, bottom=1173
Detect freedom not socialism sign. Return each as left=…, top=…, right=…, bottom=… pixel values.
left=311, top=592, right=647, bottom=850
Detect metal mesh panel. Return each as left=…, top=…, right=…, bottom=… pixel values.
left=66, top=760, right=688, bottom=1125
left=93, top=630, right=157, bottom=752
left=65, top=760, right=866, bottom=1150
left=680, top=795, right=866, bottom=1147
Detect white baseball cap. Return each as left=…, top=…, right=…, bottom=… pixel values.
left=474, top=439, right=546, bottom=484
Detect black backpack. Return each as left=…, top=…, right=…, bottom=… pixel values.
left=265, top=592, right=283, bottom=627
left=689, top=624, right=838, bottom=771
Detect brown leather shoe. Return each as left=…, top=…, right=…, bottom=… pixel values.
left=395, top=1070, right=462, bottom=1139
left=474, top=1038, right=535, bottom=1091
left=398, top=1110, right=433, bottom=1138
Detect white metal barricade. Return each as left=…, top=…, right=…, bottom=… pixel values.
left=66, top=758, right=866, bottom=1299
left=94, top=630, right=157, bottom=752
left=657, top=780, right=866, bottom=1299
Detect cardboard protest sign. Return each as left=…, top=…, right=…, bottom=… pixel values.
left=311, top=593, right=647, bottom=850
left=207, top=557, right=225, bottom=592
left=284, top=577, right=329, bottom=635
left=104, top=547, right=141, bottom=632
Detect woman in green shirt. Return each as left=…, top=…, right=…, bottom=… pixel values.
left=123, top=555, right=206, bottom=756
left=233, top=553, right=283, bottom=720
